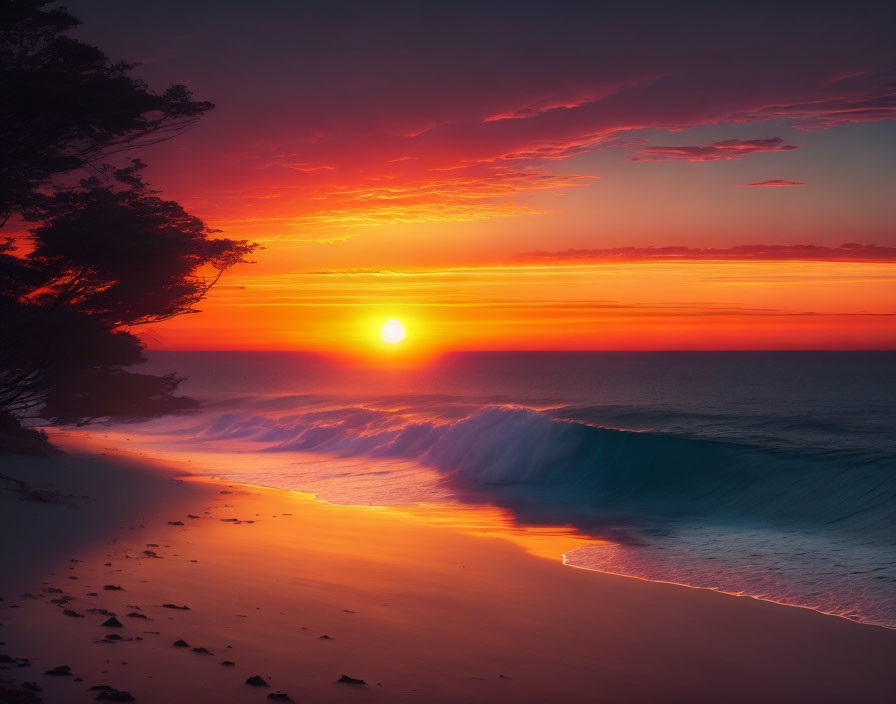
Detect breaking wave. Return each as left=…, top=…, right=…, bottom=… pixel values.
left=113, top=352, right=896, bottom=628
left=142, top=404, right=896, bottom=540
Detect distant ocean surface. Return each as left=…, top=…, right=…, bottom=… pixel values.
left=100, top=351, right=896, bottom=628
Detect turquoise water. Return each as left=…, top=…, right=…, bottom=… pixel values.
left=120, top=351, right=896, bottom=627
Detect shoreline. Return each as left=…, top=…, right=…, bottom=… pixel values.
left=239, top=481, right=896, bottom=634
left=2, top=443, right=895, bottom=703
left=75, top=424, right=896, bottom=633
left=561, top=558, right=896, bottom=635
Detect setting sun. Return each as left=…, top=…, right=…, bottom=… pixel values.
left=380, top=318, right=406, bottom=344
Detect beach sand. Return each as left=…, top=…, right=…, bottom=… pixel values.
left=1, top=438, right=894, bottom=703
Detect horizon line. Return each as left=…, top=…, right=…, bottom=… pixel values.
left=144, top=348, right=896, bottom=353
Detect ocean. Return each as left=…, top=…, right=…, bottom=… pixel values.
left=92, top=351, right=896, bottom=628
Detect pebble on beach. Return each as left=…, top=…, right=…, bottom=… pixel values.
left=337, top=675, right=366, bottom=685
left=44, top=665, right=72, bottom=676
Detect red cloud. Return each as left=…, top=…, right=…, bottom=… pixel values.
left=743, top=179, right=805, bottom=187
left=124, top=3, right=895, bottom=228
left=630, top=138, right=797, bottom=162
left=511, top=244, right=896, bottom=263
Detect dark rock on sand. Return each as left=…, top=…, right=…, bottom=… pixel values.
left=63, top=609, right=84, bottom=617
left=126, top=612, right=147, bottom=619
left=0, top=681, right=42, bottom=703
left=267, top=693, right=292, bottom=701
left=104, top=634, right=124, bottom=642
left=337, top=675, right=366, bottom=685
left=221, top=661, right=236, bottom=667
left=101, top=617, right=123, bottom=628
left=246, top=675, right=270, bottom=687
left=172, top=640, right=190, bottom=648
left=2, top=656, right=30, bottom=668
left=318, top=635, right=332, bottom=639
left=142, top=550, right=160, bottom=558
left=192, top=647, right=210, bottom=654
left=167, top=521, right=184, bottom=526
left=161, top=603, right=190, bottom=610
left=95, top=689, right=136, bottom=701
left=44, top=665, right=72, bottom=676
left=103, top=585, right=124, bottom=591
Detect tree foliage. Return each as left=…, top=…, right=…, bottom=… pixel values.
left=0, top=0, right=213, bottom=224
left=0, top=1, right=256, bottom=442
left=28, top=161, right=254, bottom=327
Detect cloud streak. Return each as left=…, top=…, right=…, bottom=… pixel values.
left=630, top=138, right=797, bottom=162
left=511, top=244, right=896, bottom=263
left=743, top=180, right=805, bottom=187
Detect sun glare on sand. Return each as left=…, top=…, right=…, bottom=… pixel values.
left=380, top=318, right=406, bottom=344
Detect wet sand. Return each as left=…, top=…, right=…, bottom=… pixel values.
left=1, top=442, right=895, bottom=703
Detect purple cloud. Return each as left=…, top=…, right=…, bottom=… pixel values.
left=630, top=138, right=797, bottom=162
left=512, top=244, right=896, bottom=263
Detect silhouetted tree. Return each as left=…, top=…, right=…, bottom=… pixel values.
left=0, top=0, right=213, bottom=225
left=0, top=2, right=256, bottom=447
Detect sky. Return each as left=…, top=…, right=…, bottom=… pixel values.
left=67, top=0, right=895, bottom=353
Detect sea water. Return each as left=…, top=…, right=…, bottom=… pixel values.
left=99, top=351, right=896, bottom=628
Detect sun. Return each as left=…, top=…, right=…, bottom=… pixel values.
left=380, top=318, right=406, bottom=344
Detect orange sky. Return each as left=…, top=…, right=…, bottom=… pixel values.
left=144, top=260, right=896, bottom=354
left=65, top=1, right=896, bottom=352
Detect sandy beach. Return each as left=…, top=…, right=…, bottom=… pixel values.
left=0, top=438, right=894, bottom=704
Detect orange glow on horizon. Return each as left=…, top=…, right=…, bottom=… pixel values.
left=143, top=260, right=896, bottom=353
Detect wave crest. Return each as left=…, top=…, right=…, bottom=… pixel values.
left=141, top=404, right=895, bottom=537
